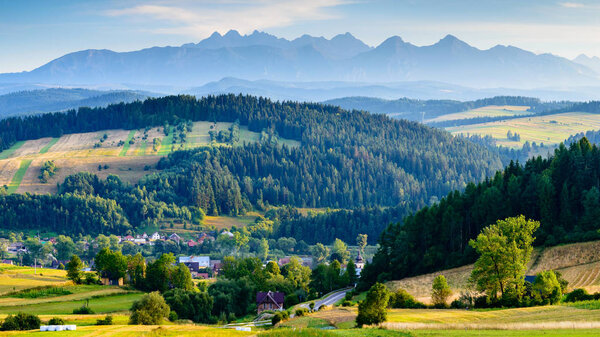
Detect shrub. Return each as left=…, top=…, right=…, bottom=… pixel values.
left=295, top=308, right=309, bottom=317
left=388, top=288, right=426, bottom=309
left=48, top=317, right=64, bottom=325
left=168, top=311, right=179, bottom=322
left=96, top=315, right=113, bottom=325
left=341, top=300, right=354, bottom=307
left=271, top=311, right=285, bottom=325
left=84, top=272, right=101, bottom=285
left=565, top=288, right=593, bottom=302
left=73, top=305, right=95, bottom=314
left=0, top=313, right=41, bottom=331
left=129, top=291, right=170, bottom=325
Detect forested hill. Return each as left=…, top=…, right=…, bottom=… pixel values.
left=0, top=94, right=504, bottom=236
left=360, top=138, right=600, bottom=287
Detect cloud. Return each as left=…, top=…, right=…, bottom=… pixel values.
left=560, top=2, right=586, bottom=8
left=106, top=0, right=349, bottom=38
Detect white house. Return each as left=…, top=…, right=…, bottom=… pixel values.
left=150, top=232, right=161, bottom=241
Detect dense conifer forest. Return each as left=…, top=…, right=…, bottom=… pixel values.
left=0, top=95, right=504, bottom=236
left=360, top=138, right=600, bottom=288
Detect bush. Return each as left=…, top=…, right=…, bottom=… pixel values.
left=565, top=288, right=590, bottom=303
left=129, top=291, right=170, bottom=325
left=84, top=273, right=101, bottom=285
left=0, top=313, right=41, bottom=331
left=341, top=300, right=354, bottom=307
left=73, top=305, right=95, bottom=314
left=96, top=315, right=113, bottom=325
left=168, top=311, right=179, bottom=322
left=271, top=311, right=286, bottom=325
left=295, top=308, right=309, bottom=317
left=48, top=317, right=64, bottom=325
left=533, top=271, right=562, bottom=305
left=388, top=288, right=426, bottom=309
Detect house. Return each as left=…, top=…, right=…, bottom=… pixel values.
left=150, top=232, right=161, bottom=241
left=183, top=262, right=201, bottom=277
left=133, top=238, right=146, bottom=245
left=256, top=291, right=284, bottom=313
left=142, top=233, right=149, bottom=239
left=277, top=257, right=291, bottom=267
left=124, top=235, right=134, bottom=242
left=300, top=257, right=313, bottom=268
left=221, top=230, right=234, bottom=238
left=169, top=233, right=181, bottom=243
left=1, top=259, right=13, bottom=265
left=211, top=260, right=222, bottom=274
left=179, top=256, right=210, bottom=268
left=187, top=240, right=197, bottom=247
left=8, top=242, right=25, bottom=254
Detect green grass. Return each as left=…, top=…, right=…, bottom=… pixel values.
left=7, top=159, right=32, bottom=194
left=4, top=286, right=72, bottom=299
left=564, top=299, right=600, bottom=310
left=39, top=138, right=59, bottom=154
left=0, top=141, right=25, bottom=159
left=407, top=330, right=600, bottom=337
left=0, top=292, right=143, bottom=315
left=158, top=128, right=174, bottom=155
left=136, top=140, right=148, bottom=156
left=118, top=130, right=136, bottom=156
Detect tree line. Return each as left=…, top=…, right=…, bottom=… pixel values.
left=360, top=138, right=600, bottom=288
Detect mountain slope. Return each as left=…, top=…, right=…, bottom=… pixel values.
left=0, top=31, right=597, bottom=88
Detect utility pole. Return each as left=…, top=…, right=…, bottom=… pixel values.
left=34, top=258, right=37, bottom=274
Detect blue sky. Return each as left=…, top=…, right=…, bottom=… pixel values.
left=1, top=0, right=599, bottom=73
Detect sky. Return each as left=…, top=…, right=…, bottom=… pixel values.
left=1, top=0, right=600, bottom=73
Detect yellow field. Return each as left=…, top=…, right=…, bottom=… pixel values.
left=0, top=121, right=300, bottom=194
left=0, top=265, right=69, bottom=295
left=387, top=240, right=600, bottom=303
left=446, top=112, right=600, bottom=149
left=427, top=105, right=531, bottom=123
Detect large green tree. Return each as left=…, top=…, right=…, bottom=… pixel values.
left=356, top=283, right=390, bottom=328
left=469, top=215, right=539, bottom=300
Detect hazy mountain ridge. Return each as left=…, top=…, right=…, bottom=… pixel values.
left=1, top=30, right=597, bottom=89
left=0, top=88, right=150, bottom=117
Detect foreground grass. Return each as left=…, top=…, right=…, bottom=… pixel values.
left=3, top=325, right=255, bottom=336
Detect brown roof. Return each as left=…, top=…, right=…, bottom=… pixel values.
left=256, top=291, right=284, bottom=305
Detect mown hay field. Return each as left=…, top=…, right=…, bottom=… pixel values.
left=446, top=112, right=600, bottom=148
left=427, top=105, right=531, bottom=123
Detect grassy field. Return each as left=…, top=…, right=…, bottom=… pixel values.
left=446, top=112, right=600, bottom=148
left=0, top=292, right=143, bottom=315
left=0, top=141, right=25, bottom=160
left=0, top=264, right=69, bottom=295
left=118, top=130, right=136, bottom=156
left=0, top=121, right=299, bottom=195
left=6, top=159, right=32, bottom=193
left=427, top=105, right=532, bottom=123
left=39, top=138, right=59, bottom=154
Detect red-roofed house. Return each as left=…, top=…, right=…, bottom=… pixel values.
left=256, top=291, right=284, bottom=313
left=187, top=240, right=197, bottom=247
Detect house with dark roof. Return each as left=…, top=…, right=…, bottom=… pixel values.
left=256, top=291, right=284, bottom=314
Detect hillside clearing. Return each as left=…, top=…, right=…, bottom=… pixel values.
left=446, top=112, right=600, bottom=148
left=387, top=240, right=600, bottom=303
left=427, top=105, right=531, bottom=123
left=7, top=159, right=32, bottom=193
left=0, top=141, right=25, bottom=160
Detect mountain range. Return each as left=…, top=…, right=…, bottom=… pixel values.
left=1, top=30, right=598, bottom=90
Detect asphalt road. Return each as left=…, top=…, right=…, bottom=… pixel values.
left=301, top=287, right=352, bottom=310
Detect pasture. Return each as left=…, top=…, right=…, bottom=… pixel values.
left=446, top=112, right=600, bottom=148
left=426, top=105, right=531, bottom=123
left=0, top=121, right=299, bottom=195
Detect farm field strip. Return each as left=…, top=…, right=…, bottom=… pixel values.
left=427, top=105, right=532, bottom=123
left=135, top=140, right=148, bottom=156
left=0, top=141, right=25, bottom=159
left=446, top=112, right=600, bottom=149
left=39, top=138, right=59, bottom=154
left=157, top=128, right=174, bottom=155
left=118, top=130, right=136, bottom=156
left=7, top=159, right=32, bottom=194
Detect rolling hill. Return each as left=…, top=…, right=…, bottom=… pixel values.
left=0, top=30, right=597, bottom=89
